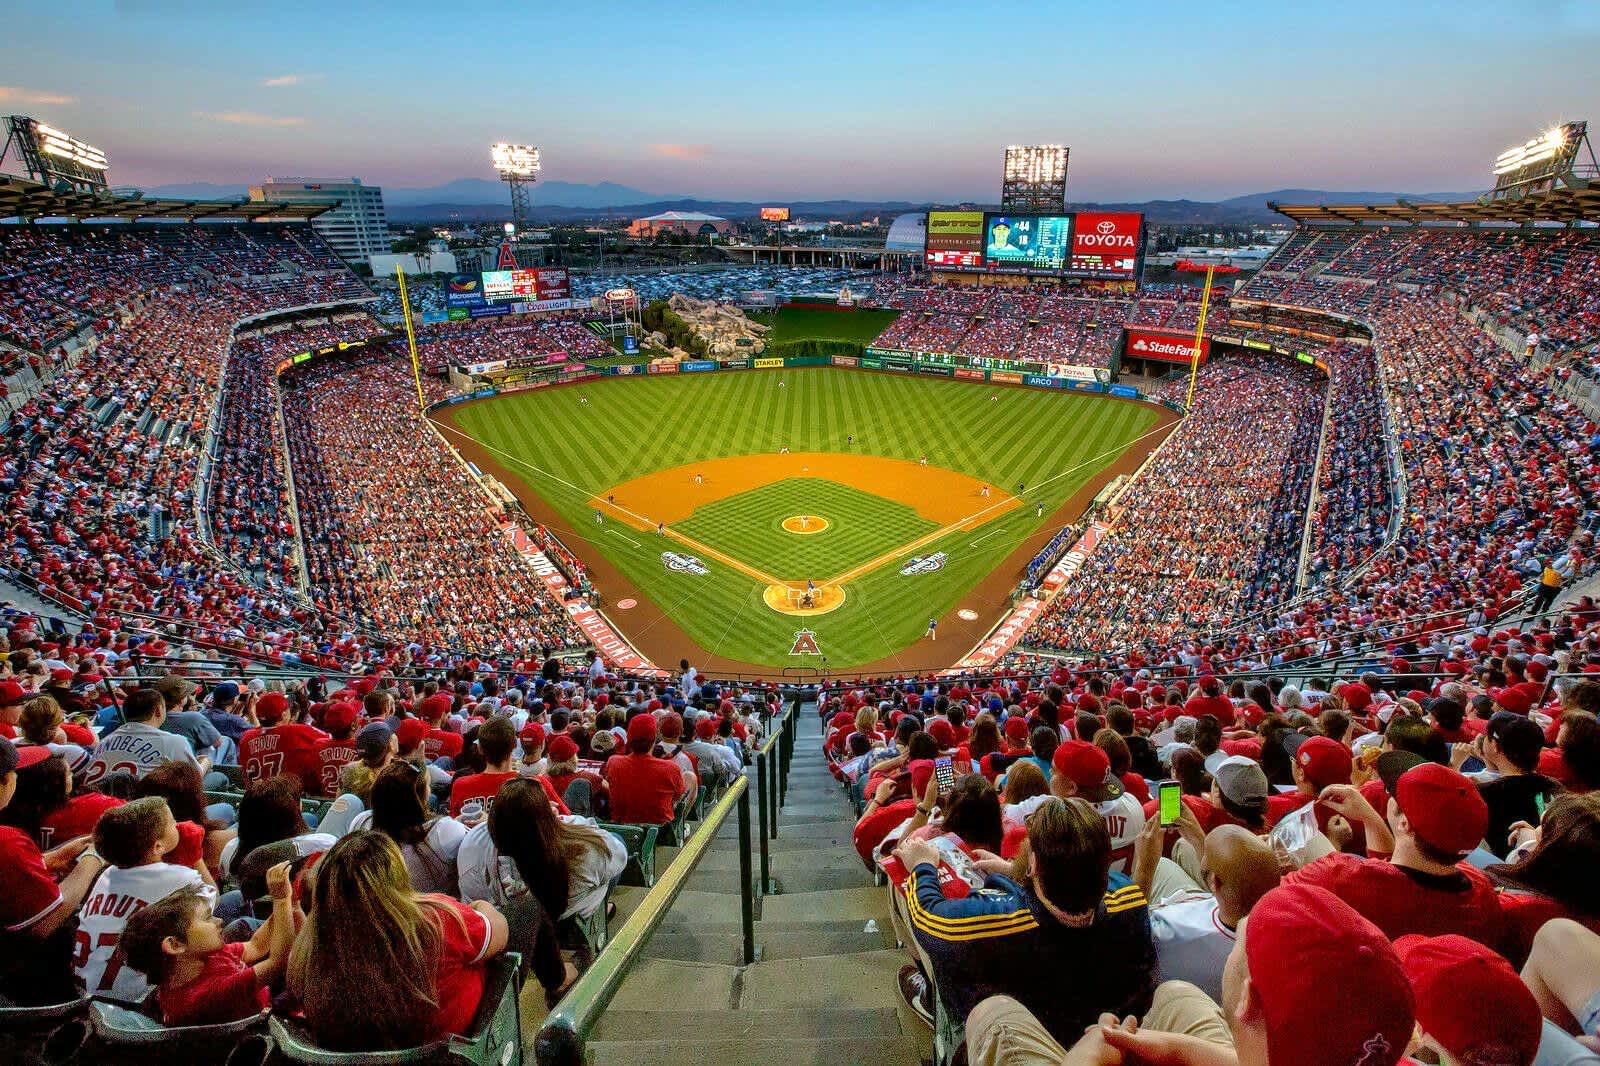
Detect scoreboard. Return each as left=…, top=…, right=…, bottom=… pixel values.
left=480, top=266, right=570, bottom=303
left=924, top=209, right=1144, bottom=280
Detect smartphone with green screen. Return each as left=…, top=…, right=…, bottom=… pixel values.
left=1158, top=780, right=1182, bottom=826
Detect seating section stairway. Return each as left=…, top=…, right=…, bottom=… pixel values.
left=570, top=705, right=927, bottom=1065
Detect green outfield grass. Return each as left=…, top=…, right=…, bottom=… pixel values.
left=445, top=368, right=1161, bottom=667
left=674, top=478, right=936, bottom=580
left=750, top=306, right=900, bottom=346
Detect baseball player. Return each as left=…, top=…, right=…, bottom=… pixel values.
left=694, top=472, right=704, bottom=485
left=594, top=509, right=603, bottom=525
left=1036, top=501, right=1044, bottom=518
left=656, top=521, right=664, bottom=536
left=926, top=618, right=938, bottom=641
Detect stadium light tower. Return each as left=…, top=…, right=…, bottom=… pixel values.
left=1001, top=145, right=1069, bottom=213
left=490, top=142, right=540, bottom=232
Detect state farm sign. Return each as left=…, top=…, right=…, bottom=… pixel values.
left=1072, top=212, right=1141, bottom=253
left=1123, top=328, right=1209, bottom=365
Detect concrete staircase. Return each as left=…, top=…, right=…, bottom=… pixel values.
left=557, top=706, right=928, bottom=1065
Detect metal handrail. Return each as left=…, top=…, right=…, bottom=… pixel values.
left=535, top=777, right=753, bottom=1066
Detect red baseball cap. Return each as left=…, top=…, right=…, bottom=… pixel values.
left=1003, top=716, right=1030, bottom=743
left=627, top=714, right=657, bottom=746
left=1246, top=883, right=1413, bottom=1066
left=909, top=759, right=935, bottom=798
left=1489, top=687, right=1533, bottom=716
left=1336, top=681, right=1373, bottom=712
left=547, top=735, right=579, bottom=762
left=421, top=692, right=454, bottom=721
left=1395, top=934, right=1540, bottom=1066
left=1395, top=762, right=1489, bottom=857
left=926, top=718, right=956, bottom=748
left=322, top=701, right=359, bottom=733
left=1051, top=740, right=1121, bottom=798
left=1285, top=734, right=1353, bottom=789
left=0, top=680, right=27, bottom=707
left=694, top=717, right=718, bottom=740
left=659, top=712, right=684, bottom=740
left=395, top=718, right=430, bottom=754
left=519, top=722, right=546, bottom=748
left=257, top=691, right=289, bottom=724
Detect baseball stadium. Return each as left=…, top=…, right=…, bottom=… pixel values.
left=2, top=14, right=1600, bottom=1066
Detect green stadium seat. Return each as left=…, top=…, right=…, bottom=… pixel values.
left=213, top=766, right=245, bottom=790
left=0, top=994, right=90, bottom=1066
left=86, top=997, right=270, bottom=1065
left=601, top=822, right=660, bottom=887
left=268, top=952, right=521, bottom=1066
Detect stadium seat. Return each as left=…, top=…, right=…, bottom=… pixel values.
left=86, top=997, right=269, bottom=1066
left=0, top=995, right=90, bottom=1066
left=268, top=952, right=522, bottom=1066
left=601, top=822, right=660, bottom=887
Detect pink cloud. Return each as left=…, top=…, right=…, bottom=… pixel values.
left=0, top=86, right=75, bottom=106
left=652, top=143, right=711, bottom=161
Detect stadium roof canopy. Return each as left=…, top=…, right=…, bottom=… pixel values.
left=1271, top=185, right=1600, bottom=226
left=633, top=210, right=727, bottom=223
left=0, top=175, right=330, bottom=222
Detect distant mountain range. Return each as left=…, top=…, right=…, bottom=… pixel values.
left=136, top=179, right=1487, bottom=225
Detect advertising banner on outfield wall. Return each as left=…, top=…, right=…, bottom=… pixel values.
left=753, top=357, right=784, bottom=369
left=720, top=358, right=749, bottom=369
left=945, top=522, right=1110, bottom=672
left=611, top=363, right=642, bottom=375
left=954, top=368, right=985, bottom=381
left=1024, top=374, right=1066, bottom=389
left=682, top=360, right=717, bottom=372
left=916, top=363, right=953, bottom=377
left=647, top=361, right=679, bottom=374
left=991, top=371, right=1023, bottom=384
left=831, top=355, right=859, bottom=368
left=1109, top=384, right=1139, bottom=398
left=862, top=355, right=883, bottom=369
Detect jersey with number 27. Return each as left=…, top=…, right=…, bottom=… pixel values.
left=75, top=862, right=215, bottom=1001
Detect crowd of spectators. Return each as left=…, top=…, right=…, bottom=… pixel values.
left=829, top=601, right=1600, bottom=1064
left=1028, top=353, right=1327, bottom=651
left=281, top=349, right=585, bottom=655
left=410, top=316, right=610, bottom=373
left=0, top=636, right=779, bottom=1051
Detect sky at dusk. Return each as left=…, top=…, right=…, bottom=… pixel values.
left=4, top=0, right=1598, bottom=202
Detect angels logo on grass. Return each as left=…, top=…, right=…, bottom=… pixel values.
left=789, top=629, right=821, bottom=656
left=661, top=552, right=708, bottom=575
left=899, top=552, right=947, bottom=576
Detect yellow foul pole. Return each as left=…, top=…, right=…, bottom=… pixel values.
left=396, top=265, right=427, bottom=412
left=1183, top=264, right=1216, bottom=412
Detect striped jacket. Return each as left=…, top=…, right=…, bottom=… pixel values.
left=906, top=865, right=1157, bottom=1041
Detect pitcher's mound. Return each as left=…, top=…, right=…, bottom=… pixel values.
left=763, top=583, right=846, bottom=616
left=781, top=514, right=829, bottom=535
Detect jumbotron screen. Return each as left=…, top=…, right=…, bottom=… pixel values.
left=924, top=210, right=1144, bottom=279
left=982, top=214, right=1073, bottom=274
left=924, top=211, right=985, bottom=268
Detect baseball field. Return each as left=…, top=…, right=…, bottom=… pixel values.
left=436, top=365, right=1171, bottom=672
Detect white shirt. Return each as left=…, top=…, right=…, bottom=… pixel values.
left=349, top=811, right=468, bottom=896
left=683, top=739, right=741, bottom=782
left=1098, top=792, right=1147, bottom=876
left=457, top=816, right=627, bottom=920
left=76, top=862, right=215, bottom=1001
left=1150, top=890, right=1236, bottom=1004
left=85, top=721, right=198, bottom=786
left=218, top=831, right=338, bottom=881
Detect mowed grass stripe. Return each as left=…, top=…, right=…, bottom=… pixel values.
left=446, top=366, right=1163, bottom=666
left=673, top=478, right=936, bottom=580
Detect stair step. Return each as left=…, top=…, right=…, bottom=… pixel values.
left=757, top=886, right=889, bottom=924
left=739, top=949, right=908, bottom=1011
left=584, top=1035, right=920, bottom=1066
left=592, top=1006, right=905, bottom=1043
left=606, top=957, right=738, bottom=1011
left=644, top=924, right=892, bottom=964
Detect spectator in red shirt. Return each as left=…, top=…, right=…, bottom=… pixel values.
left=449, top=717, right=520, bottom=821
left=0, top=738, right=110, bottom=1005
left=604, top=715, right=688, bottom=825
left=1290, top=760, right=1503, bottom=947
left=287, top=831, right=508, bottom=1052
left=542, top=735, right=606, bottom=816
left=1266, top=734, right=1353, bottom=832
left=312, top=701, right=362, bottom=798
left=239, top=691, right=328, bottom=795
left=120, top=862, right=295, bottom=1026
left=0, top=750, right=122, bottom=849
